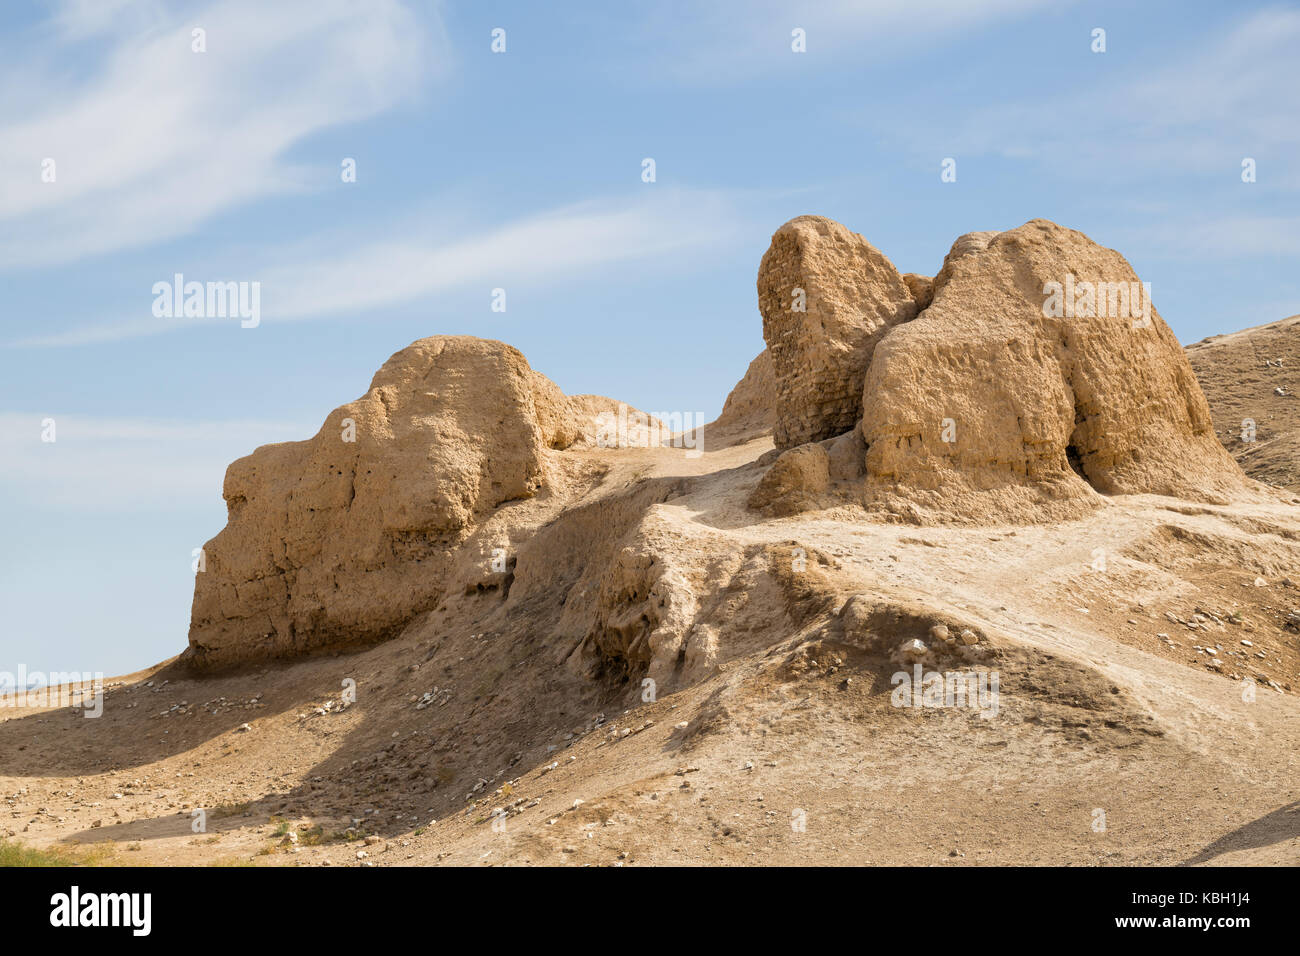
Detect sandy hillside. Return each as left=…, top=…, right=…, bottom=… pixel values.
left=3, top=219, right=1298, bottom=868
left=1187, top=314, right=1300, bottom=491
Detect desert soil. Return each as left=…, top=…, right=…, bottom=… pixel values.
left=1187, top=314, right=1300, bottom=492
left=4, top=421, right=1299, bottom=866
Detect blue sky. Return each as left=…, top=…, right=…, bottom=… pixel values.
left=2, top=0, right=1297, bottom=676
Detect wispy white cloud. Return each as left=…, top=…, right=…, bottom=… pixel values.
left=47, top=0, right=170, bottom=40
left=0, top=412, right=310, bottom=511
left=1133, top=215, right=1300, bottom=259
left=899, top=7, right=1300, bottom=184
left=630, top=0, right=1056, bottom=83
left=0, top=0, right=443, bottom=268
left=5, top=187, right=747, bottom=347
left=266, top=188, right=745, bottom=320
left=2, top=316, right=199, bottom=349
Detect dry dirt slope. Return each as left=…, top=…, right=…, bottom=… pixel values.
left=2, top=435, right=1298, bottom=867
left=1187, top=314, right=1300, bottom=491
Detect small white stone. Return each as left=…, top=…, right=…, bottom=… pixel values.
left=900, top=639, right=928, bottom=661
